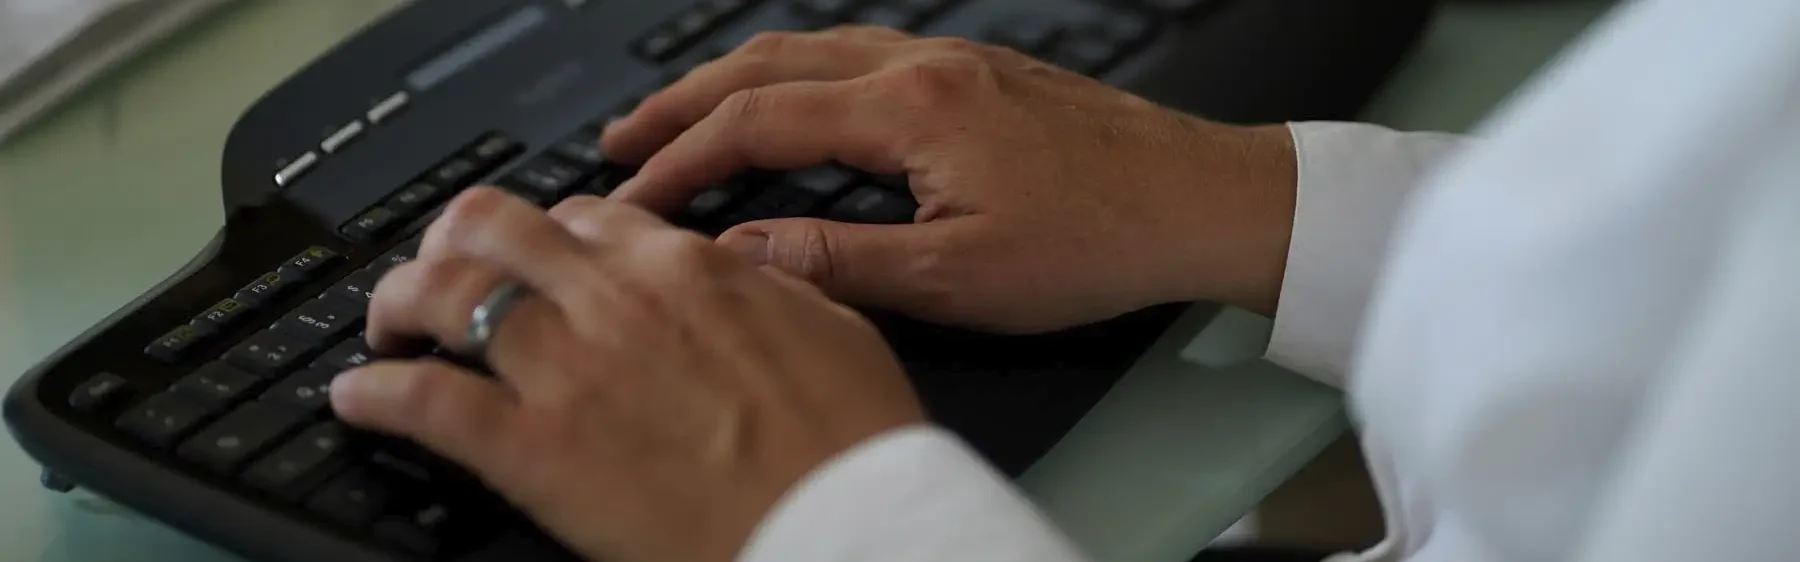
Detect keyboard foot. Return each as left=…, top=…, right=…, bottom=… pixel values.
left=40, top=469, right=76, bottom=493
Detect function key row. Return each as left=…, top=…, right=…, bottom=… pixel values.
left=983, top=8, right=1156, bottom=76
left=107, top=226, right=471, bottom=551
left=145, top=246, right=344, bottom=365
left=634, top=0, right=764, bottom=63
left=131, top=229, right=420, bottom=416
left=340, top=133, right=524, bottom=243
left=790, top=0, right=964, bottom=31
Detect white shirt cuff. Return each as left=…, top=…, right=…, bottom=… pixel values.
left=738, top=425, right=1090, bottom=562
left=1265, top=121, right=1469, bottom=388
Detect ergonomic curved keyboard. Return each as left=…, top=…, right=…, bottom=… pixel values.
left=4, top=0, right=1433, bottom=560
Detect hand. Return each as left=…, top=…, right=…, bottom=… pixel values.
left=603, top=26, right=1299, bottom=332
left=329, top=188, right=926, bottom=562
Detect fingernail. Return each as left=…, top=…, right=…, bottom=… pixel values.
left=601, top=117, right=625, bottom=136
left=719, top=231, right=771, bottom=265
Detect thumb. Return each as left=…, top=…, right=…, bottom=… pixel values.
left=717, top=218, right=944, bottom=309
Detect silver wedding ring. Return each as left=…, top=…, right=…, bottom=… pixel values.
left=467, top=281, right=527, bottom=357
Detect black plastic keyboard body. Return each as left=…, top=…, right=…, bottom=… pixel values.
left=4, top=0, right=1435, bottom=560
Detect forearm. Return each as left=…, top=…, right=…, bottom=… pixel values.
left=738, top=425, right=1092, bottom=562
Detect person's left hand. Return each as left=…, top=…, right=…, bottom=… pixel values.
left=328, top=187, right=927, bottom=562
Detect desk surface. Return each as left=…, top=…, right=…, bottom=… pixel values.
left=0, top=1, right=1614, bottom=561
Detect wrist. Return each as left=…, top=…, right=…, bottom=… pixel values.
left=1156, top=121, right=1299, bottom=316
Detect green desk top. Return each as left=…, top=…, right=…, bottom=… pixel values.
left=0, top=1, right=1613, bottom=560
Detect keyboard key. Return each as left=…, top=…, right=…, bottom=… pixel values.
left=236, top=271, right=296, bottom=307
left=226, top=330, right=314, bottom=378
left=374, top=502, right=453, bottom=554
left=828, top=186, right=919, bottom=224
left=724, top=185, right=826, bottom=224
left=116, top=391, right=215, bottom=449
left=1052, top=34, right=1121, bottom=75
left=261, top=367, right=338, bottom=415
left=370, top=448, right=442, bottom=484
left=173, top=362, right=264, bottom=408
left=1095, top=9, right=1153, bottom=43
left=986, top=15, right=1065, bottom=54
left=327, top=269, right=379, bottom=309
left=145, top=324, right=207, bottom=364
left=242, top=422, right=350, bottom=500
left=192, top=298, right=253, bottom=333
left=277, top=246, right=342, bottom=281
left=307, top=468, right=392, bottom=527
left=550, top=136, right=608, bottom=171
left=367, top=236, right=423, bottom=274
left=708, top=0, right=755, bottom=16
left=68, top=373, right=131, bottom=414
left=856, top=5, right=923, bottom=30
left=1139, top=0, right=1211, bottom=16
left=467, top=134, right=523, bottom=167
left=427, top=157, right=483, bottom=188
left=312, top=338, right=375, bottom=372
left=893, top=0, right=955, bottom=14
left=872, top=174, right=909, bottom=192
left=788, top=166, right=859, bottom=198
left=683, top=184, right=744, bottom=222
left=271, top=299, right=364, bottom=344
left=670, top=7, right=719, bottom=38
left=386, top=182, right=444, bottom=216
left=177, top=402, right=306, bottom=475
left=791, top=0, right=859, bottom=21
left=637, top=28, right=686, bottom=62
left=503, top=158, right=588, bottom=200
left=662, top=51, right=720, bottom=85
left=580, top=168, right=634, bottom=197
left=341, top=207, right=400, bottom=243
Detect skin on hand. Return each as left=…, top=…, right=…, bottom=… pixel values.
left=331, top=24, right=1304, bottom=562
left=331, top=189, right=926, bottom=562
left=603, top=26, right=1300, bottom=328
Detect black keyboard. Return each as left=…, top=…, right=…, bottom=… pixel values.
left=5, top=0, right=1435, bottom=560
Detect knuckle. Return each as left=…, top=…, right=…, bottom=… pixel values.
left=410, top=258, right=467, bottom=300
left=785, top=224, right=837, bottom=283
left=720, top=87, right=769, bottom=126
left=889, top=55, right=994, bottom=110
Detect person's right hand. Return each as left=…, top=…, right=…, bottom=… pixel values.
left=603, top=26, right=1300, bottom=334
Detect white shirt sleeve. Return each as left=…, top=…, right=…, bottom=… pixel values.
left=737, top=425, right=1091, bottom=562
left=1264, top=121, right=1470, bottom=389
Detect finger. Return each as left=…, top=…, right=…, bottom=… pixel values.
left=422, top=187, right=601, bottom=302
left=330, top=359, right=523, bottom=482
left=366, top=256, right=570, bottom=377
left=612, top=79, right=909, bottom=213
left=602, top=27, right=905, bottom=164
left=716, top=217, right=955, bottom=310
left=546, top=194, right=672, bottom=245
